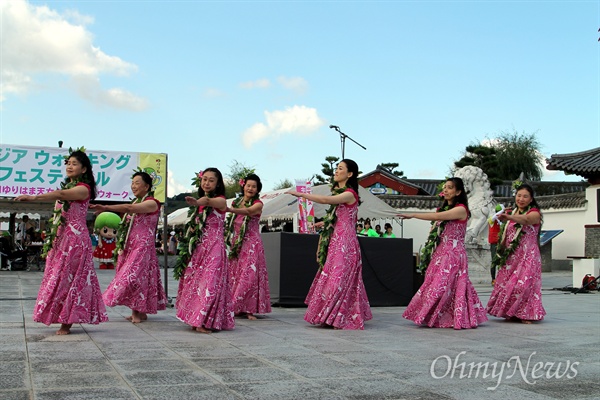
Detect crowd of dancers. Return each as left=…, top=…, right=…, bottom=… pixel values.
left=14, top=149, right=545, bottom=335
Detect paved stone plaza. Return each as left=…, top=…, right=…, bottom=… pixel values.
left=0, top=269, right=598, bottom=400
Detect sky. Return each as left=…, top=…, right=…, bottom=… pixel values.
left=1, top=0, right=599, bottom=197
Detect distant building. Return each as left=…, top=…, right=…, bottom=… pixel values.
left=358, top=157, right=595, bottom=267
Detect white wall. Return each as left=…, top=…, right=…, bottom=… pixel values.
left=542, top=208, right=586, bottom=259
left=542, top=185, right=597, bottom=259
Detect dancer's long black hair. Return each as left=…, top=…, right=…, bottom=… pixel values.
left=515, top=183, right=541, bottom=211
left=441, top=177, right=469, bottom=217
left=198, top=167, right=225, bottom=197
left=68, top=150, right=97, bottom=201
left=336, top=159, right=361, bottom=204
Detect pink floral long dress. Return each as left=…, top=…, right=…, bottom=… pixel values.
left=33, top=183, right=108, bottom=326
left=176, top=202, right=235, bottom=330
left=103, top=197, right=167, bottom=314
left=486, top=208, right=546, bottom=321
left=228, top=200, right=272, bottom=315
left=403, top=204, right=487, bottom=329
left=304, top=188, right=372, bottom=330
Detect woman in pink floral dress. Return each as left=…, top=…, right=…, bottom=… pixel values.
left=91, top=171, right=167, bottom=323
left=175, top=168, right=234, bottom=333
left=225, top=174, right=271, bottom=320
left=487, top=184, right=546, bottom=323
left=287, top=159, right=372, bottom=330
left=15, top=149, right=108, bottom=335
left=399, top=177, right=487, bottom=330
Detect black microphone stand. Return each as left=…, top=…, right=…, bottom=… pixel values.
left=330, top=125, right=366, bottom=159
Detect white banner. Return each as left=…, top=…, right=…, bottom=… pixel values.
left=294, top=179, right=315, bottom=234
left=0, top=144, right=167, bottom=202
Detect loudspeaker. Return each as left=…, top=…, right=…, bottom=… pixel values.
left=263, top=232, right=415, bottom=306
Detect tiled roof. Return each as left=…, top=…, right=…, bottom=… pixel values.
left=380, top=191, right=587, bottom=211
left=402, top=179, right=441, bottom=196
left=496, top=191, right=588, bottom=210
left=379, top=195, right=443, bottom=210
left=360, top=167, right=430, bottom=195
left=546, top=147, right=600, bottom=179
left=402, top=179, right=588, bottom=197
left=491, top=181, right=589, bottom=197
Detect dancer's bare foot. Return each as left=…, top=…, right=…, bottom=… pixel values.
left=521, top=319, right=533, bottom=324
left=56, top=324, right=72, bottom=335
left=246, top=313, right=257, bottom=320
left=194, top=326, right=212, bottom=334
left=131, top=311, right=148, bottom=323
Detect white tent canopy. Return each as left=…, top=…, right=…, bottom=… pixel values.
left=257, top=184, right=399, bottom=223
left=166, top=184, right=399, bottom=227
left=165, top=207, right=190, bottom=226
left=0, top=212, right=42, bottom=221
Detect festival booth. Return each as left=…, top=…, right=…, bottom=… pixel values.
left=257, top=185, right=416, bottom=306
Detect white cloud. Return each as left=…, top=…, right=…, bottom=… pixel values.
left=0, top=70, right=32, bottom=102
left=239, top=78, right=271, bottom=89
left=242, top=105, right=325, bottom=148
left=277, top=76, right=308, bottom=94
left=0, top=0, right=146, bottom=109
left=73, top=75, right=148, bottom=111
left=415, top=169, right=439, bottom=178
left=167, top=170, right=193, bottom=197
left=203, top=88, right=226, bottom=98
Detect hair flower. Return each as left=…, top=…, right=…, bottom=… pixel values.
left=239, top=178, right=245, bottom=187
left=191, top=170, right=204, bottom=189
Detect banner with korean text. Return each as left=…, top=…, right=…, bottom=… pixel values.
left=294, top=179, right=316, bottom=234
left=0, top=145, right=167, bottom=203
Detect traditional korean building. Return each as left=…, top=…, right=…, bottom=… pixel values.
left=546, top=147, right=600, bottom=185
left=546, top=147, right=600, bottom=264
left=358, top=165, right=430, bottom=196
left=356, top=154, right=594, bottom=272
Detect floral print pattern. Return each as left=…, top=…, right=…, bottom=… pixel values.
left=33, top=183, right=108, bottom=326
left=176, top=201, right=235, bottom=330
left=403, top=204, right=487, bottom=329
left=103, top=197, right=167, bottom=313
left=486, top=209, right=546, bottom=321
left=304, top=189, right=372, bottom=330
left=228, top=200, right=272, bottom=315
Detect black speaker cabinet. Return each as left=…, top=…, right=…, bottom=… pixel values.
left=262, top=232, right=415, bottom=306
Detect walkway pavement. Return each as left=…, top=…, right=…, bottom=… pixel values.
left=0, top=269, right=598, bottom=400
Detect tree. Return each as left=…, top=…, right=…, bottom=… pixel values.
left=494, top=130, right=543, bottom=181
left=273, top=178, right=293, bottom=190
left=453, top=130, right=544, bottom=185
left=313, top=156, right=339, bottom=185
left=225, top=160, right=255, bottom=198
left=379, top=162, right=406, bottom=178
left=454, top=145, right=503, bottom=187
